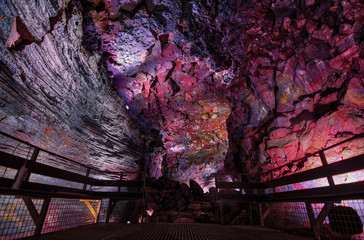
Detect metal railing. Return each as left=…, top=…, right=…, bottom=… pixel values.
left=0, top=131, right=145, bottom=239
left=215, top=133, right=364, bottom=239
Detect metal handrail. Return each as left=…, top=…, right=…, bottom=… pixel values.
left=0, top=132, right=147, bottom=238
left=0, top=131, right=140, bottom=175
left=260, top=133, right=364, bottom=176
left=214, top=132, right=364, bottom=201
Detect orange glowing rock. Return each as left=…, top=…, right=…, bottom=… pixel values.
left=201, top=113, right=209, bottom=120
left=210, top=113, right=218, bottom=119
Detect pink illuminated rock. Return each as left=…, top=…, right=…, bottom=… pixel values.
left=283, top=139, right=302, bottom=161
left=319, top=92, right=338, bottom=105
left=162, top=44, right=182, bottom=61
left=276, top=72, right=302, bottom=112
left=312, top=25, right=334, bottom=42
left=270, top=128, right=289, bottom=139
left=336, top=34, right=356, bottom=53
left=329, top=45, right=360, bottom=70
left=266, top=147, right=286, bottom=164
left=6, top=16, right=35, bottom=49
left=343, top=78, right=364, bottom=107
left=306, top=59, right=328, bottom=92
left=259, top=90, right=275, bottom=111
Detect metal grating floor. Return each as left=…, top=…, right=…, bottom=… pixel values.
left=27, top=223, right=311, bottom=240
left=104, top=224, right=241, bottom=240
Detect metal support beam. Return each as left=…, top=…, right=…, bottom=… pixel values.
left=219, top=202, right=225, bottom=225
left=118, top=173, right=123, bottom=192
left=34, top=197, right=51, bottom=236
left=316, top=202, right=334, bottom=226
left=83, top=167, right=90, bottom=190
left=238, top=174, right=243, bottom=194
left=80, top=199, right=101, bottom=223
left=258, top=203, right=264, bottom=226
left=305, top=202, right=320, bottom=240
left=96, top=200, right=102, bottom=223
left=133, top=200, right=140, bottom=223
left=248, top=202, right=254, bottom=225
left=262, top=204, right=271, bottom=222
left=214, top=174, right=218, bottom=223
left=106, top=200, right=116, bottom=223
left=23, top=197, right=39, bottom=223
left=319, top=151, right=335, bottom=187
left=141, top=171, right=146, bottom=222
left=270, top=172, right=276, bottom=193
left=12, top=148, right=39, bottom=189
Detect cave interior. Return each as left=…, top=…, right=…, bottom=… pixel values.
left=0, top=0, right=363, bottom=239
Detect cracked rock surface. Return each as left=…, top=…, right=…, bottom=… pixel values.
left=0, top=0, right=363, bottom=189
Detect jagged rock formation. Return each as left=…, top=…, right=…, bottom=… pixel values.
left=0, top=0, right=363, bottom=188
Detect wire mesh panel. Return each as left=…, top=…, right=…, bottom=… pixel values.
left=97, top=199, right=109, bottom=223
left=125, top=200, right=142, bottom=224
left=0, top=132, right=145, bottom=239
left=218, top=201, right=246, bottom=225
left=41, top=198, right=96, bottom=234
left=0, top=167, right=17, bottom=180
left=0, top=195, right=44, bottom=239
left=108, top=201, right=125, bottom=223
left=262, top=201, right=313, bottom=237
left=312, top=200, right=364, bottom=240
left=110, top=201, right=138, bottom=224
left=99, top=200, right=142, bottom=224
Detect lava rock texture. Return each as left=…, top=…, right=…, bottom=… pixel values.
left=0, top=0, right=142, bottom=171
left=0, top=0, right=363, bottom=187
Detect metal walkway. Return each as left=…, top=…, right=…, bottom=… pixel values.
left=27, top=223, right=310, bottom=240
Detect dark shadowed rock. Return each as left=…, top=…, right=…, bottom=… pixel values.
left=190, top=179, right=204, bottom=196
left=328, top=206, right=363, bottom=235
left=304, top=38, right=331, bottom=62
left=180, top=183, right=191, bottom=198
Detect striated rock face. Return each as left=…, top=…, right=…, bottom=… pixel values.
left=0, top=0, right=142, bottom=171
left=0, top=0, right=363, bottom=189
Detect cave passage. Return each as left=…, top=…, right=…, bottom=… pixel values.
left=0, top=0, right=363, bottom=238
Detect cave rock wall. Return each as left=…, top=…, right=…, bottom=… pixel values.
left=0, top=0, right=142, bottom=171
left=0, top=0, right=363, bottom=189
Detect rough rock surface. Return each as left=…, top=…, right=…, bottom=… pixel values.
left=0, top=0, right=142, bottom=171
left=0, top=0, right=363, bottom=189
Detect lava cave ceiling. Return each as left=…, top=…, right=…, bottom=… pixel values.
left=0, top=0, right=363, bottom=190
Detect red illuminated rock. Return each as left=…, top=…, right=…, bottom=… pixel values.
left=329, top=45, right=360, bottom=70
